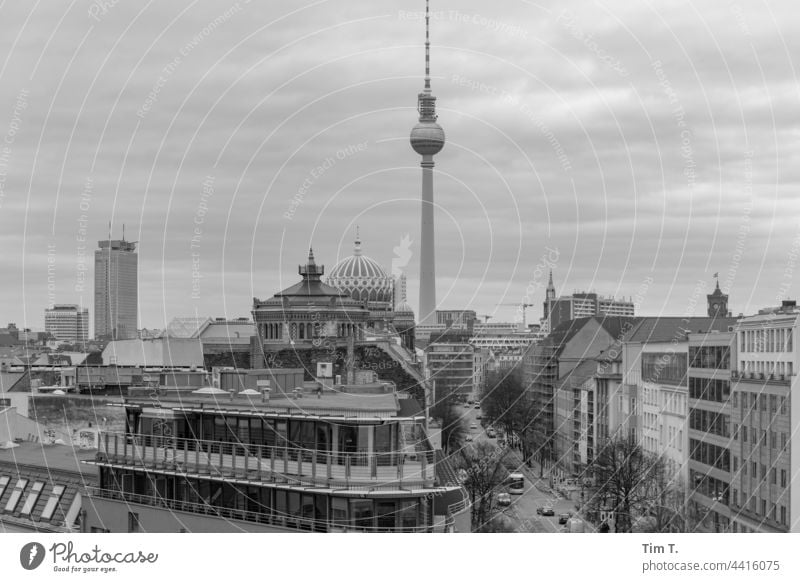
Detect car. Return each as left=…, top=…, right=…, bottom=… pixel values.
left=558, top=513, right=570, bottom=524
left=496, top=493, right=512, bottom=507
left=470, top=423, right=477, bottom=430
left=465, top=435, right=473, bottom=442
left=476, top=414, right=482, bottom=420
left=487, top=428, right=496, bottom=438
left=474, top=404, right=480, bottom=409
left=540, top=506, right=555, bottom=516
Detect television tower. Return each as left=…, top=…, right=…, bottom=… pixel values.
left=409, top=0, right=445, bottom=325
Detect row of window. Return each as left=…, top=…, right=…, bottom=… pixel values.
left=732, top=425, right=788, bottom=451
left=641, top=353, right=688, bottom=385
left=738, top=360, right=793, bottom=378
left=102, top=469, right=428, bottom=532
left=730, top=489, right=788, bottom=527
left=0, top=476, right=65, bottom=520
left=689, top=409, right=729, bottom=438
left=688, top=377, right=730, bottom=403
left=690, top=470, right=729, bottom=505
left=689, top=345, right=731, bottom=370
left=733, top=391, right=788, bottom=415
left=739, top=328, right=793, bottom=353
left=731, top=459, right=788, bottom=488
left=689, top=438, right=730, bottom=471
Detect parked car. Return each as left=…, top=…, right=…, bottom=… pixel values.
left=540, top=506, right=555, bottom=516
left=473, top=404, right=481, bottom=409
left=496, top=493, right=512, bottom=507
left=465, top=435, right=473, bottom=442
left=558, top=513, right=570, bottom=524
left=487, top=428, right=496, bottom=438
left=476, top=414, right=483, bottom=420
left=470, top=423, right=477, bottom=430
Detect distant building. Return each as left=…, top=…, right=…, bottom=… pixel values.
left=425, top=331, right=476, bottom=401
left=102, top=338, right=204, bottom=368
left=94, top=239, right=138, bottom=340
left=542, top=273, right=635, bottom=333
left=435, top=310, right=477, bottom=331
left=44, top=304, right=89, bottom=343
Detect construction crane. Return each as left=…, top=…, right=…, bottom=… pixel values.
left=496, top=303, right=535, bottom=330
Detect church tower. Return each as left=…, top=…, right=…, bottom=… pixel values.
left=707, top=277, right=729, bottom=318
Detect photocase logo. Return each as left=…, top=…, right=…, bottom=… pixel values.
left=20, top=542, right=46, bottom=570
left=391, top=234, right=413, bottom=277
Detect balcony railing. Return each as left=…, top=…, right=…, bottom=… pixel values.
left=84, top=486, right=432, bottom=533
left=95, top=432, right=435, bottom=489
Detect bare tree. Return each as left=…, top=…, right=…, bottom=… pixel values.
left=431, top=394, right=467, bottom=455
left=456, top=441, right=510, bottom=531
left=585, top=436, right=661, bottom=533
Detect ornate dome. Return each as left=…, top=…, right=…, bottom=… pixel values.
left=327, top=234, right=394, bottom=304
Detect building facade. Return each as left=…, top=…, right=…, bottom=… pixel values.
left=728, top=304, right=798, bottom=532
left=82, top=376, right=468, bottom=532
left=94, top=239, right=138, bottom=340
left=44, top=304, right=89, bottom=343
left=687, top=330, right=733, bottom=533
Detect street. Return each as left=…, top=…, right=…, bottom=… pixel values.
left=458, top=404, right=590, bottom=533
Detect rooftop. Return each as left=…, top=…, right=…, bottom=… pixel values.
left=0, top=441, right=97, bottom=476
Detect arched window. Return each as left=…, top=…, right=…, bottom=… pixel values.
left=299, top=324, right=305, bottom=339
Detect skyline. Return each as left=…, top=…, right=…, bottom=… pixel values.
left=1, top=1, right=799, bottom=330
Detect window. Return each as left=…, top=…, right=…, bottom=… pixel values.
left=742, top=426, right=748, bottom=443
left=782, top=433, right=788, bottom=449
left=20, top=481, right=44, bottom=516
left=761, top=500, right=767, bottom=516
left=771, top=468, right=777, bottom=484
left=40, top=485, right=66, bottom=521
left=781, top=506, right=787, bottom=525
left=90, top=527, right=110, bottom=533
left=751, top=461, right=757, bottom=477
left=0, top=476, right=9, bottom=499
left=127, top=512, right=140, bottom=533
left=781, top=469, right=787, bottom=488
left=4, top=478, right=28, bottom=512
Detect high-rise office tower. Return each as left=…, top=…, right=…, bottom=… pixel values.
left=94, top=238, right=138, bottom=340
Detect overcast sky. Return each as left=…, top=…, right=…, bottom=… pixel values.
left=1, top=0, right=798, bottom=331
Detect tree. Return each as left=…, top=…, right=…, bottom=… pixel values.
left=456, top=441, right=509, bottom=531
left=431, top=394, right=467, bottom=455
left=639, top=460, right=691, bottom=533
left=584, top=436, right=663, bottom=533
left=481, top=367, right=549, bottom=470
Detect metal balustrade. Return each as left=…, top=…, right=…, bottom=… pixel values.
left=84, top=486, right=432, bottom=532
left=96, top=432, right=435, bottom=489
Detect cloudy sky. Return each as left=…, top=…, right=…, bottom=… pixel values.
left=1, top=0, right=798, bottom=331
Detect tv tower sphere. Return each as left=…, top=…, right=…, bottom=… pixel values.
left=410, top=121, right=445, bottom=156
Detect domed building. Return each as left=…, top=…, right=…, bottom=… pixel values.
left=251, top=249, right=370, bottom=355
left=327, top=233, right=395, bottom=333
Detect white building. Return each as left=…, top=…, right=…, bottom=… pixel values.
left=44, top=304, right=89, bottom=343
left=728, top=302, right=799, bottom=532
